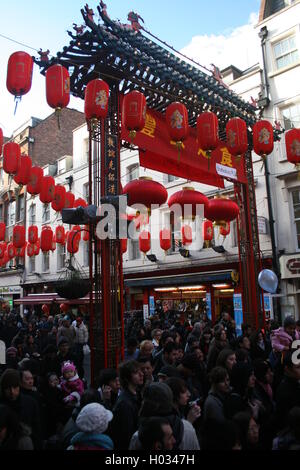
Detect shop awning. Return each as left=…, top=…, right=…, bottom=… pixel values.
left=14, top=293, right=95, bottom=305
left=124, top=271, right=233, bottom=288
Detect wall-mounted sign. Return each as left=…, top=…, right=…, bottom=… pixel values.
left=280, top=254, right=300, bottom=279
left=0, top=286, right=21, bottom=294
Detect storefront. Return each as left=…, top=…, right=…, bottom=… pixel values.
left=0, top=285, right=22, bottom=309
left=279, top=253, right=300, bottom=320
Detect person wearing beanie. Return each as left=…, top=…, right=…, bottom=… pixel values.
left=60, top=361, right=84, bottom=407
left=53, top=337, right=79, bottom=378
left=68, top=403, right=114, bottom=450
left=129, top=382, right=200, bottom=450
left=0, top=368, right=42, bottom=449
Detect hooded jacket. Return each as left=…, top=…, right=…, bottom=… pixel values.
left=271, top=327, right=300, bottom=352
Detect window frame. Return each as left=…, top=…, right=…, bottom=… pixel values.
left=271, top=30, right=299, bottom=72
left=42, top=251, right=50, bottom=273
left=290, top=188, right=300, bottom=251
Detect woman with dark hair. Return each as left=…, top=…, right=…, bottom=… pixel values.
left=199, top=327, right=212, bottom=359
left=216, top=349, right=237, bottom=376
left=233, top=411, right=261, bottom=450
left=250, top=331, right=270, bottom=361
left=0, top=404, right=34, bottom=450
left=165, top=377, right=201, bottom=425
left=207, top=329, right=228, bottom=372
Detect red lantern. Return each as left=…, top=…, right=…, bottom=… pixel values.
left=14, top=155, right=32, bottom=186
left=84, top=79, right=109, bottom=123
left=121, top=238, right=128, bottom=254
left=39, top=176, right=55, bottom=204
left=33, top=240, right=40, bottom=256
left=13, top=225, right=25, bottom=248
left=73, top=198, right=88, bottom=208
left=28, top=225, right=38, bottom=244
left=285, top=128, right=300, bottom=170
left=3, top=142, right=21, bottom=175
left=168, top=187, right=208, bottom=220
left=27, top=167, right=44, bottom=195
left=0, top=223, right=5, bottom=241
left=202, top=220, right=214, bottom=248
left=197, top=112, right=219, bottom=152
left=60, top=303, right=69, bottom=313
left=0, top=242, right=7, bottom=258
left=64, top=192, right=75, bottom=209
left=83, top=226, right=90, bottom=242
left=41, top=227, right=53, bottom=252
left=6, top=51, right=33, bottom=97
left=123, top=177, right=168, bottom=214
left=16, top=244, right=26, bottom=258
left=159, top=228, right=171, bottom=253
left=46, top=64, right=70, bottom=110
left=166, top=102, right=189, bottom=160
left=122, top=90, right=147, bottom=141
left=253, top=120, right=274, bottom=159
left=0, top=128, right=3, bottom=155
left=181, top=224, right=193, bottom=246
left=55, top=226, right=66, bottom=245
left=73, top=226, right=82, bottom=240
left=205, top=197, right=239, bottom=227
left=7, top=242, right=16, bottom=260
left=51, top=185, right=66, bottom=212
left=42, top=304, right=50, bottom=316
left=226, top=118, right=248, bottom=161
left=67, top=230, right=80, bottom=254
left=139, top=230, right=151, bottom=254
left=220, top=221, right=231, bottom=238
left=27, top=243, right=35, bottom=257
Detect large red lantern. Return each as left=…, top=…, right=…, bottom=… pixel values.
left=0, top=223, right=5, bottom=241
left=205, top=197, right=239, bottom=227
left=27, top=166, right=44, bottom=195
left=14, top=155, right=32, bottom=186
left=202, top=220, right=214, bottom=248
left=7, top=242, right=16, bottom=260
left=3, top=142, right=21, bottom=175
left=27, top=243, right=35, bottom=258
left=28, top=225, right=38, bottom=244
left=52, top=185, right=66, bottom=212
left=123, top=177, right=167, bottom=215
left=122, top=90, right=147, bottom=141
left=285, top=128, right=300, bottom=170
left=220, top=221, right=231, bottom=238
left=55, top=226, right=66, bottom=245
left=41, top=227, right=53, bottom=252
left=42, top=304, right=50, bottom=316
left=168, top=187, right=208, bottom=220
left=226, top=118, right=248, bottom=162
left=253, top=120, right=274, bottom=160
left=64, top=192, right=75, bottom=209
left=139, top=230, right=151, bottom=255
left=181, top=224, right=193, bottom=246
left=39, top=176, right=55, bottom=204
left=6, top=51, right=33, bottom=97
left=13, top=225, right=25, bottom=248
left=33, top=240, right=40, bottom=256
left=0, top=242, right=7, bottom=258
left=67, top=230, right=80, bottom=254
left=84, top=79, right=109, bottom=124
left=73, top=198, right=88, bottom=208
left=46, top=64, right=70, bottom=111
left=159, top=228, right=171, bottom=253
left=60, top=303, right=69, bottom=313
left=121, top=238, right=128, bottom=254
left=197, top=111, right=219, bottom=165
left=166, top=102, right=189, bottom=160
left=0, top=128, right=3, bottom=155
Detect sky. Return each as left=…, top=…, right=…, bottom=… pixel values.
left=0, top=1, right=262, bottom=136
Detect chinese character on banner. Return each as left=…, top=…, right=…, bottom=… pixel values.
left=105, top=134, right=119, bottom=196
left=108, top=173, right=115, bottom=182
left=220, top=147, right=233, bottom=167
left=141, top=113, right=156, bottom=138
left=108, top=184, right=116, bottom=195
left=108, top=149, right=116, bottom=158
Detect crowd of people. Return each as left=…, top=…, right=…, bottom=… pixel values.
left=1, top=304, right=300, bottom=451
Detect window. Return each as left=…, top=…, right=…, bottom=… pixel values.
left=127, top=164, right=139, bottom=182
left=273, top=35, right=299, bottom=70
left=7, top=201, right=16, bottom=226
left=29, top=204, right=36, bottom=225
left=231, top=220, right=238, bottom=248
left=58, top=159, right=66, bottom=174
left=57, top=243, right=66, bottom=270
left=282, top=103, right=300, bottom=130
left=129, top=239, right=140, bottom=260
left=29, top=257, right=35, bottom=274
left=292, top=189, right=300, bottom=249
left=83, top=138, right=89, bottom=162
left=42, top=252, right=50, bottom=272
left=167, top=175, right=179, bottom=183
left=16, top=196, right=25, bottom=222
left=83, top=241, right=89, bottom=267
left=42, top=204, right=50, bottom=224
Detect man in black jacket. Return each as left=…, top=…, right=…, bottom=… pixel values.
left=108, top=360, right=144, bottom=450
left=275, top=351, right=300, bottom=431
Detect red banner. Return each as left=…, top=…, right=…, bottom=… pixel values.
left=121, top=108, right=247, bottom=187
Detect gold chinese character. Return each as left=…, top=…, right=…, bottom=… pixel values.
left=108, top=173, right=115, bottom=182
left=108, top=149, right=116, bottom=158
left=170, top=140, right=185, bottom=149
left=108, top=137, right=114, bottom=147
left=141, top=113, right=156, bottom=138
left=198, top=148, right=209, bottom=159
left=108, top=184, right=116, bottom=194
left=108, top=161, right=115, bottom=171
left=220, top=147, right=233, bottom=167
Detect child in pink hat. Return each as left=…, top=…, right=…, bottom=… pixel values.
left=60, top=361, right=84, bottom=406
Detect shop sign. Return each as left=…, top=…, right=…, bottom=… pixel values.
left=0, top=286, right=21, bottom=294
left=280, top=254, right=300, bottom=279
left=262, top=293, right=274, bottom=321
left=205, top=293, right=212, bottom=321
left=216, top=163, right=237, bottom=180
left=149, top=296, right=155, bottom=316
left=143, top=304, right=149, bottom=321
left=233, top=293, right=243, bottom=337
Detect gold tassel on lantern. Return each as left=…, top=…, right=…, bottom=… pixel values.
left=129, top=130, right=137, bottom=144
left=260, top=154, right=267, bottom=172
left=176, top=141, right=183, bottom=163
